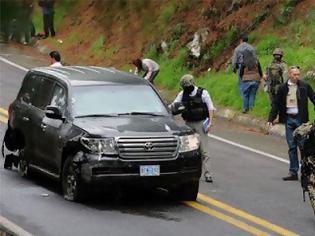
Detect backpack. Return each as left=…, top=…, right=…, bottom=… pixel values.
left=242, top=48, right=257, bottom=70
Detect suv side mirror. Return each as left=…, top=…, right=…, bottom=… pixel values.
left=45, top=105, right=64, bottom=120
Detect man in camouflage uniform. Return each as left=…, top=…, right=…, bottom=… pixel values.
left=294, top=122, right=315, bottom=214
left=265, top=48, right=288, bottom=105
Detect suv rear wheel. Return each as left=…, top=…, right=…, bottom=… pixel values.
left=62, top=156, right=85, bottom=202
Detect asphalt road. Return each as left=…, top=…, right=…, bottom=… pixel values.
left=0, top=44, right=314, bottom=236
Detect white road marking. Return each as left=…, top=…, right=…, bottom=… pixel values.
left=0, top=215, right=34, bottom=236
left=0, top=56, right=28, bottom=72
left=208, top=134, right=289, bottom=164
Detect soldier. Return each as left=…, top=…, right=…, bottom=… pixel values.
left=169, top=74, right=215, bottom=182
left=294, top=122, right=315, bottom=214
left=265, top=48, right=288, bottom=105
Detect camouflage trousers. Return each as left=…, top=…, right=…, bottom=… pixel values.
left=301, top=155, right=315, bottom=214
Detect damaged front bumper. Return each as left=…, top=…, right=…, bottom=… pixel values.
left=78, top=151, right=202, bottom=188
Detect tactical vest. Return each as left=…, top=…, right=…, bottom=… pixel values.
left=268, top=62, right=284, bottom=87
left=181, top=88, right=208, bottom=122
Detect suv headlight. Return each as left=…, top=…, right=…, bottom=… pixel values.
left=80, top=137, right=118, bottom=155
left=179, top=134, right=200, bottom=153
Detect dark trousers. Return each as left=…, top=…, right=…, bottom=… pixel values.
left=285, top=116, right=303, bottom=175
left=43, top=13, right=55, bottom=37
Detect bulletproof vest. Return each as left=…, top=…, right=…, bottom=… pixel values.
left=268, top=62, right=283, bottom=87
left=181, top=88, right=208, bottom=122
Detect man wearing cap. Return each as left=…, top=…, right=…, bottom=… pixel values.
left=49, top=50, right=62, bottom=67
left=265, top=48, right=288, bottom=105
left=268, top=66, right=315, bottom=181
left=170, top=74, right=215, bottom=182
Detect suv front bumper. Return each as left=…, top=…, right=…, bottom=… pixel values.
left=79, top=150, right=202, bottom=188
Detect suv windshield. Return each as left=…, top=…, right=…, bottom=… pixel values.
left=72, top=85, right=168, bottom=117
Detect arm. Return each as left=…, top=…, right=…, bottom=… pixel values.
left=143, top=61, right=155, bottom=80
left=202, top=90, right=216, bottom=132
left=232, top=49, right=238, bottom=73
left=257, top=61, right=263, bottom=77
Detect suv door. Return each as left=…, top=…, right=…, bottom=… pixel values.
left=11, top=73, right=41, bottom=163
left=40, top=82, right=68, bottom=174
left=28, top=74, right=55, bottom=171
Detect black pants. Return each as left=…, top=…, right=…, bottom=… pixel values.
left=43, top=13, right=55, bottom=37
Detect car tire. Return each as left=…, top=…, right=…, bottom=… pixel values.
left=171, top=181, right=199, bottom=201
left=62, top=156, right=85, bottom=202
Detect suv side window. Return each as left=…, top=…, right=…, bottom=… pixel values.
left=50, top=83, right=67, bottom=113
left=32, top=76, right=55, bottom=110
left=18, top=73, right=40, bottom=105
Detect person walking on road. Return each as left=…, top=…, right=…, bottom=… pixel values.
left=268, top=66, right=315, bottom=181
left=232, top=33, right=262, bottom=113
left=39, top=0, right=55, bottom=38
left=265, top=48, right=288, bottom=106
left=49, top=51, right=62, bottom=67
left=132, top=58, right=160, bottom=84
left=169, top=74, right=215, bottom=182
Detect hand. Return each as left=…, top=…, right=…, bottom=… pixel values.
left=207, top=123, right=212, bottom=134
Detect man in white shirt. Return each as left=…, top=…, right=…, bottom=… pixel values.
left=132, top=58, right=159, bottom=84
left=170, top=74, right=215, bottom=182
left=49, top=50, right=62, bottom=67
left=268, top=66, right=315, bottom=181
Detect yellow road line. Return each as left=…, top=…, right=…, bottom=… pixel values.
left=198, top=193, right=299, bottom=236
left=0, top=115, right=8, bottom=123
left=0, top=107, right=8, bottom=116
left=184, top=201, right=269, bottom=236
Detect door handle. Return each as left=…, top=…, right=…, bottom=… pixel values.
left=22, top=116, right=29, bottom=122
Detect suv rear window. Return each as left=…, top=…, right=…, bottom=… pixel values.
left=72, top=85, right=168, bottom=117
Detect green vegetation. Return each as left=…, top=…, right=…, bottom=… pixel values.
left=206, top=27, right=238, bottom=62
left=158, top=3, right=176, bottom=25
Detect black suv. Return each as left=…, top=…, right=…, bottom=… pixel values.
left=6, top=66, right=202, bottom=201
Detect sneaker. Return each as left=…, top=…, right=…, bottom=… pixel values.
left=282, top=174, right=298, bottom=181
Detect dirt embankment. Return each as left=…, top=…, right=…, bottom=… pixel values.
left=35, top=0, right=314, bottom=71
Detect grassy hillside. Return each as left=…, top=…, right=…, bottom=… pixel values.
left=32, top=0, right=315, bottom=120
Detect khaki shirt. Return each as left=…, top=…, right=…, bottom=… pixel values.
left=287, top=80, right=298, bottom=114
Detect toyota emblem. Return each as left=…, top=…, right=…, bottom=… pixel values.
left=144, top=142, right=153, bottom=151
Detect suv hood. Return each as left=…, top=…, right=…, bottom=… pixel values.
left=73, top=116, right=190, bottom=137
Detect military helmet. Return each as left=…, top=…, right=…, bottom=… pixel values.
left=180, top=74, right=195, bottom=88
left=272, top=48, right=284, bottom=56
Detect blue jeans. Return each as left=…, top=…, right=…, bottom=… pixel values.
left=285, top=116, right=303, bottom=175
left=240, top=81, right=259, bottom=111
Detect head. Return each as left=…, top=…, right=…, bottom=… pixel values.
left=132, top=58, right=142, bottom=70
left=49, top=51, right=61, bottom=63
left=180, top=74, right=195, bottom=93
left=288, top=66, right=300, bottom=84
left=239, top=33, right=248, bottom=44
left=272, top=48, right=283, bottom=61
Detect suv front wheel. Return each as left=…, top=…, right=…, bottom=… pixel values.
left=170, top=181, right=199, bottom=201
left=62, top=156, right=85, bottom=202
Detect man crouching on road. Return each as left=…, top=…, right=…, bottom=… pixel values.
left=268, top=66, right=315, bottom=181
left=169, top=74, right=215, bottom=182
